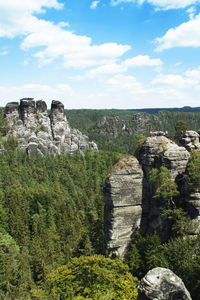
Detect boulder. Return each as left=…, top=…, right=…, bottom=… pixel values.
left=103, top=156, right=143, bottom=257
left=137, top=267, right=192, bottom=300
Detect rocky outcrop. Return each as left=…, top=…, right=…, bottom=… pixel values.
left=103, top=136, right=195, bottom=255
left=103, top=156, right=143, bottom=257
left=5, top=98, right=98, bottom=156
left=139, top=136, right=190, bottom=180
left=179, top=130, right=200, bottom=152
left=138, top=136, right=190, bottom=238
left=137, top=267, right=192, bottom=300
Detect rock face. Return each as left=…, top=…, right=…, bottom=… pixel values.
left=139, top=136, right=190, bottom=180
left=179, top=130, right=200, bottom=152
left=138, top=136, right=190, bottom=238
left=137, top=267, right=192, bottom=300
left=5, top=98, right=98, bottom=156
left=103, top=136, right=194, bottom=255
left=103, top=156, right=143, bottom=257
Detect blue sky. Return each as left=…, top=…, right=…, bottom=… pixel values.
left=0, top=0, right=200, bottom=109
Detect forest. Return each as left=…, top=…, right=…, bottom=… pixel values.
left=0, top=108, right=199, bottom=299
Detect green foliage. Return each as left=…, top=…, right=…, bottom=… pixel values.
left=125, top=232, right=200, bottom=299
left=175, top=120, right=187, bottom=142
left=149, top=166, right=179, bottom=207
left=135, top=134, right=147, bottom=157
left=187, top=150, right=200, bottom=191
left=161, top=208, right=196, bottom=237
left=66, top=109, right=200, bottom=155
left=125, top=233, right=161, bottom=279
left=0, top=108, right=9, bottom=137
left=0, top=147, right=122, bottom=297
left=46, top=255, right=139, bottom=299
left=146, top=235, right=200, bottom=300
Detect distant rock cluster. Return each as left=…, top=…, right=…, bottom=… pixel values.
left=5, top=98, right=98, bottom=156
left=103, top=134, right=200, bottom=257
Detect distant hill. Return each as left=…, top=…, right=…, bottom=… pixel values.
left=127, top=106, right=200, bottom=114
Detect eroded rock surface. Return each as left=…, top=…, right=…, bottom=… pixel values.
left=103, top=156, right=143, bottom=257
left=180, top=130, right=200, bottom=152
left=138, top=136, right=190, bottom=238
left=139, top=136, right=190, bottom=180
left=137, top=267, right=192, bottom=300
left=5, top=98, right=98, bottom=156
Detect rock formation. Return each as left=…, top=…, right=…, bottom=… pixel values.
left=179, top=130, right=200, bottom=152
left=5, top=98, right=98, bottom=156
left=137, top=267, right=192, bottom=300
left=103, top=156, right=143, bottom=257
left=103, top=135, right=200, bottom=256
left=139, top=136, right=190, bottom=180
left=138, top=136, right=190, bottom=239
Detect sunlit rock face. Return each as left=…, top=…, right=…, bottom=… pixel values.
left=5, top=98, right=98, bottom=156
left=103, top=156, right=143, bottom=257
left=137, top=267, right=192, bottom=300
left=138, top=136, right=190, bottom=239
left=139, top=136, right=190, bottom=180
left=179, top=130, right=200, bottom=152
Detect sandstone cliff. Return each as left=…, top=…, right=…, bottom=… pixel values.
left=5, top=98, right=98, bottom=156
left=103, top=134, right=200, bottom=257
left=103, top=156, right=143, bottom=257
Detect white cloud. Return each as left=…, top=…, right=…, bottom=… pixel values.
left=123, top=55, right=163, bottom=67
left=106, top=74, right=144, bottom=92
left=0, top=50, right=8, bottom=55
left=0, top=0, right=63, bottom=38
left=110, top=0, right=200, bottom=10
left=0, top=0, right=130, bottom=69
left=0, top=83, right=74, bottom=108
left=187, top=6, right=196, bottom=19
left=90, top=1, right=100, bottom=9
left=155, top=14, right=200, bottom=51
left=185, top=65, right=200, bottom=81
left=152, top=73, right=198, bottom=88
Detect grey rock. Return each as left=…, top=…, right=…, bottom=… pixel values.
left=5, top=102, right=19, bottom=114
left=103, top=156, right=143, bottom=257
left=137, top=267, right=192, bottom=300
left=36, top=100, right=47, bottom=113
left=180, top=130, right=200, bottom=152
left=5, top=99, right=98, bottom=156
left=139, top=136, right=190, bottom=180
left=138, top=136, right=190, bottom=239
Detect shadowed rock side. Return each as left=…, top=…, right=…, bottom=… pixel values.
left=5, top=98, right=98, bottom=156
left=137, top=267, right=192, bottom=300
left=103, top=156, right=143, bottom=257
left=138, top=136, right=190, bottom=239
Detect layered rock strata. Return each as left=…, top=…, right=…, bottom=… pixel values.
left=137, top=267, right=192, bottom=300
left=138, top=136, right=190, bottom=238
left=5, top=98, right=98, bottom=156
left=103, top=156, right=143, bottom=257
left=139, top=136, right=190, bottom=180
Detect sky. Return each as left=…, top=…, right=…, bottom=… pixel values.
left=0, top=0, right=200, bottom=109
